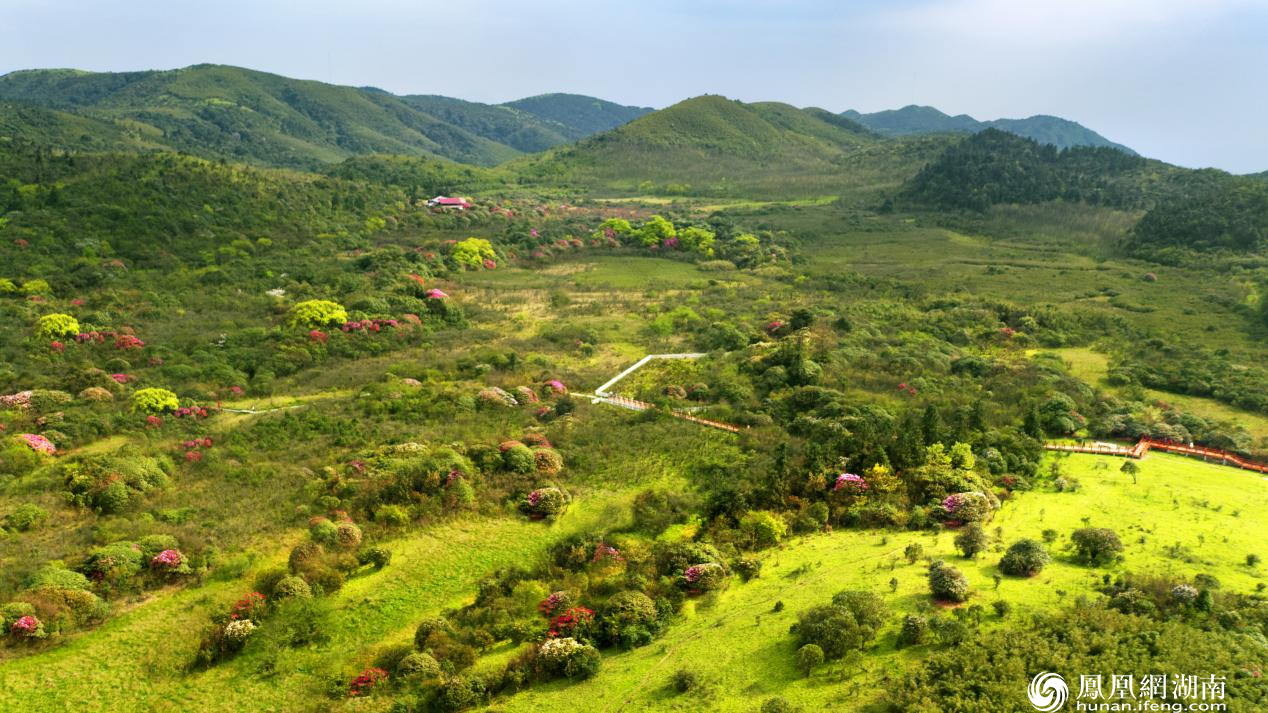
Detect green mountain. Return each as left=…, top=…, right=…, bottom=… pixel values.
left=511, top=94, right=935, bottom=198
left=502, top=93, right=652, bottom=137
left=0, top=65, right=526, bottom=168
left=844, top=104, right=1135, bottom=153
left=397, top=95, right=574, bottom=153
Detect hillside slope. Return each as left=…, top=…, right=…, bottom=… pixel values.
left=845, top=104, right=1135, bottom=153
left=502, top=92, right=652, bottom=137
left=511, top=95, right=937, bottom=197
left=0, top=65, right=523, bottom=168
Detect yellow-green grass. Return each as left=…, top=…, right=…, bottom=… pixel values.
left=1043, top=347, right=1268, bottom=444
left=489, top=452, right=1268, bottom=712
left=0, top=480, right=656, bottom=713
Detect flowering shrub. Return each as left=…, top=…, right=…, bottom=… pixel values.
left=545, top=379, right=568, bottom=395
left=940, top=491, right=994, bottom=524
left=538, top=591, right=574, bottom=616
left=499, top=439, right=525, bottom=453
left=131, top=388, right=180, bottom=414
left=548, top=607, right=595, bottom=639
left=289, top=299, right=348, bottom=328
left=18, top=433, right=56, bottom=455
left=533, top=447, right=564, bottom=475
left=348, top=667, right=389, bottom=697
left=522, top=432, right=551, bottom=448
left=340, top=318, right=398, bottom=333
left=334, top=521, right=363, bottom=549
left=425, top=288, right=449, bottom=299
left=523, top=487, right=567, bottom=520
left=0, top=391, right=33, bottom=410
left=230, top=591, right=267, bottom=621
left=151, top=548, right=184, bottom=570
left=833, top=473, right=867, bottom=492
left=515, top=385, right=539, bottom=404
left=682, top=562, right=728, bottom=593
left=308, top=329, right=328, bottom=344
left=222, top=618, right=256, bottom=644
left=114, top=334, right=145, bottom=350
left=10, top=615, right=45, bottom=639
left=35, top=313, right=80, bottom=340
left=477, top=387, right=518, bottom=408
left=592, top=542, right=623, bottom=564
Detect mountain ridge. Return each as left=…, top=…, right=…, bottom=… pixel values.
left=844, top=104, right=1134, bottom=154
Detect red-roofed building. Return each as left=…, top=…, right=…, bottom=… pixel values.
left=427, top=196, right=472, bottom=211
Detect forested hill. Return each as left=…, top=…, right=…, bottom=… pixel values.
left=899, top=129, right=1151, bottom=212
left=844, top=104, right=1135, bottom=153
left=0, top=66, right=649, bottom=169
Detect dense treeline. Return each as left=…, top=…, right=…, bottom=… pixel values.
left=899, top=129, right=1148, bottom=212
left=1125, top=175, right=1268, bottom=257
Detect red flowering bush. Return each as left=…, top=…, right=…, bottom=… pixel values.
left=548, top=606, right=594, bottom=639
left=348, top=667, right=389, bottom=697
left=230, top=591, right=267, bottom=621
left=10, top=614, right=45, bottom=639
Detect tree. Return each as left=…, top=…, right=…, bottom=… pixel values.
left=637, top=215, right=676, bottom=247
left=678, top=226, right=716, bottom=256
left=131, top=387, right=180, bottom=414
left=794, top=591, right=886, bottom=659
left=452, top=237, right=496, bottom=268
left=289, top=299, right=348, bottom=328
left=928, top=560, right=969, bottom=602
left=1071, top=527, right=1124, bottom=566
left=999, top=539, right=1051, bottom=576
left=904, top=542, right=924, bottom=565
left=954, top=524, right=989, bottom=559
left=35, top=313, right=79, bottom=340
left=740, top=510, right=788, bottom=549
left=1120, top=460, right=1139, bottom=484
left=796, top=644, right=824, bottom=677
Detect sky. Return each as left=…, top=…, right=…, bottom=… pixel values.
left=2, top=0, right=1266, bottom=172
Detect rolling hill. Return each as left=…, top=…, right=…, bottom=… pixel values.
left=844, top=104, right=1135, bottom=153
left=0, top=66, right=651, bottom=169
left=512, top=94, right=944, bottom=197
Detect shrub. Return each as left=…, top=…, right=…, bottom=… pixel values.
left=35, top=313, right=80, bottom=340
left=928, top=560, right=970, bottom=602
left=897, top=614, right=929, bottom=648
left=904, top=542, right=924, bottom=564
left=522, top=487, right=568, bottom=520
left=734, top=557, right=762, bottom=582
left=503, top=444, right=536, bottom=473
left=796, top=643, right=824, bottom=676
left=953, top=524, right=989, bottom=558
left=1071, top=528, right=1125, bottom=566
left=359, top=546, right=392, bottom=569
left=25, top=564, right=91, bottom=591
left=682, top=562, right=728, bottom=593
left=309, top=518, right=338, bottom=544
left=273, top=576, right=313, bottom=600
left=999, top=539, right=1051, bottom=576
left=289, top=300, right=348, bottom=328
left=334, top=522, right=363, bottom=549
left=598, top=590, right=659, bottom=647
left=131, top=388, right=179, bottom=414
left=395, top=651, right=441, bottom=679
left=761, top=697, right=795, bottom=713
left=83, top=541, right=144, bottom=587
left=3, top=503, right=48, bottom=532
left=993, top=600, right=1013, bottom=618
left=414, top=616, right=451, bottom=649
left=673, top=669, right=699, bottom=693
left=654, top=541, right=726, bottom=578
left=533, top=447, right=564, bottom=475
left=740, top=510, right=788, bottom=549
left=374, top=504, right=410, bottom=528
left=538, top=637, right=601, bottom=679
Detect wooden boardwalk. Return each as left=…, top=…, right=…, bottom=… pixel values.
left=1045, top=437, right=1268, bottom=475
left=591, top=354, right=744, bottom=434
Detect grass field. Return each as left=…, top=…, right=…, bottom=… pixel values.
left=487, top=451, right=1268, bottom=712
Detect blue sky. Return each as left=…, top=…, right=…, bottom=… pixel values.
left=2, top=0, right=1266, bottom=172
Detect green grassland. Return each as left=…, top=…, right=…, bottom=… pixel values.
left=491, top=451, right=1268, bottom=713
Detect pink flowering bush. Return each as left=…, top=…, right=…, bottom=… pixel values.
left=545, top=379, right=567, bottom=395
left=114, top=334, right=145, bottom=350
left=10, top=615, right=45, bottom=639
left=425, top=288, right=448, bottom=299
left=592, top=542, right=624, bottom=564
left=523, top=487, right=568, bottom=520
left=833, top=473, right=867, bottom=492
left=0, top=391, right=34, bottom=410
left=18, top=433, right=56, bottom=455
left=682, top=562, right=728, bottom=593
left=150, top=548, right=191, bottom=575
left=110, top=373, right=132, bottom=384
